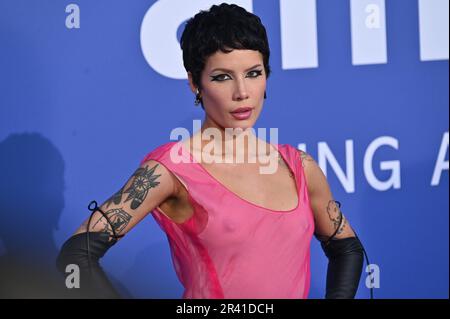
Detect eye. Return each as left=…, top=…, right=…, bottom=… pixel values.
left=247, top=70, right=263, bottom=78
left=210, top=74, right=231, bottom=82
left=210, top=70, right=263, bottom=82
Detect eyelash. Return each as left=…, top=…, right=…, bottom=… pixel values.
left=210, top=70, right=263, bottom=82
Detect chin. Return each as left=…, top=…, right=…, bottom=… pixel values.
left=228, top=121, right=255, bottom=131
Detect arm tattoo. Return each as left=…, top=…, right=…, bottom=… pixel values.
left=92, top=208, right=132, bottom=236
left=123, top=164, right=161, bottom=210
left=103, top=164, right=161, bottom=210
left=104, top=184, right=126, bottom=208
left=297, top=149, right=314, bottom=168
left=80, top=164, right=160, bottom=236
left=326, top=199, right=347, bottom=235
left=278, top=153, right=294, bottom=178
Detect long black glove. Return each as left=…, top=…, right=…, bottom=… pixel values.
left=56, top=232, right=121, bottom=299
left=320, top=236, right=364, bottom=299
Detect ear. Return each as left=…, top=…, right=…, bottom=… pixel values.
left=187, top=72, right=197, bottom=94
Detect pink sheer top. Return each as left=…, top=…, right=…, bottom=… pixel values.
left=140, top=141, right=315, bottom=299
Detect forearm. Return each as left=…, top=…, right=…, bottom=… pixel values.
left=56, top=232, right=121, bottom=299
left=321, top=236, right=364, bottom=299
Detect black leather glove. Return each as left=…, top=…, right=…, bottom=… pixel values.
left=320, top=236, right=364, bottom=299
left=56, top=232, right=121, bottom=299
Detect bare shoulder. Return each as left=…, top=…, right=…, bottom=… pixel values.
left=294, top=148, right=324, bottom=194
left=295, top=148, right=315, bottom=168
left=139, top=159, right=181, bottom=199
left=141, top=159, right=192, bottom=223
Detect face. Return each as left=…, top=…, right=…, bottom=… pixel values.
left=189, top=49, right=267, bottom=131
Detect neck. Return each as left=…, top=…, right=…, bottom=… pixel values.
left=188, top=116, right=271, bottom=163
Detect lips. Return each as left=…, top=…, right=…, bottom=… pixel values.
left=231, top=107, right=253, bottom=113
left=230, top=107, right=253, bottom=120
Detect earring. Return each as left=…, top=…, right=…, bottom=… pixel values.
left=194, top=89, right=202, bottom=106
left=264, top=91, right=267, bottom=99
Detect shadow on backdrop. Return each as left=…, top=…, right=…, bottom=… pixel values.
left=0, top=132, right=68, bottom=298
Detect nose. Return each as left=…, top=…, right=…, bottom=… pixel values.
left=233, top=78, right=249, bottom=101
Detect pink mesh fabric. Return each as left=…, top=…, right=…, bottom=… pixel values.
left=140, top=141, right=315, bottom=299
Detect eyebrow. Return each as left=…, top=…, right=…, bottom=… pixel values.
left=210, top=64, right=263, bottom=73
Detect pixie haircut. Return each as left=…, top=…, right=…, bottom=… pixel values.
left=180, top=3, right=271, bottom=106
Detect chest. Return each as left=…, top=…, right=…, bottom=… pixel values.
left=199, top=157, right=298, bottom=212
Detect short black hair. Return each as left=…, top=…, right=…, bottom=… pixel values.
left=180, top=3, right=271, bottom=107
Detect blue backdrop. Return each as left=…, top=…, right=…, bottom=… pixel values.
left=0, top=0, right=448, bottom=299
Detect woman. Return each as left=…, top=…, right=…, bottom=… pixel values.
left=56, top=3, right=365, bottom=299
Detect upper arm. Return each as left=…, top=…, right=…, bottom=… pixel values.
left=73, top=160, right=178, bottom=241
left=297, top=149, right=356, bottom=242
